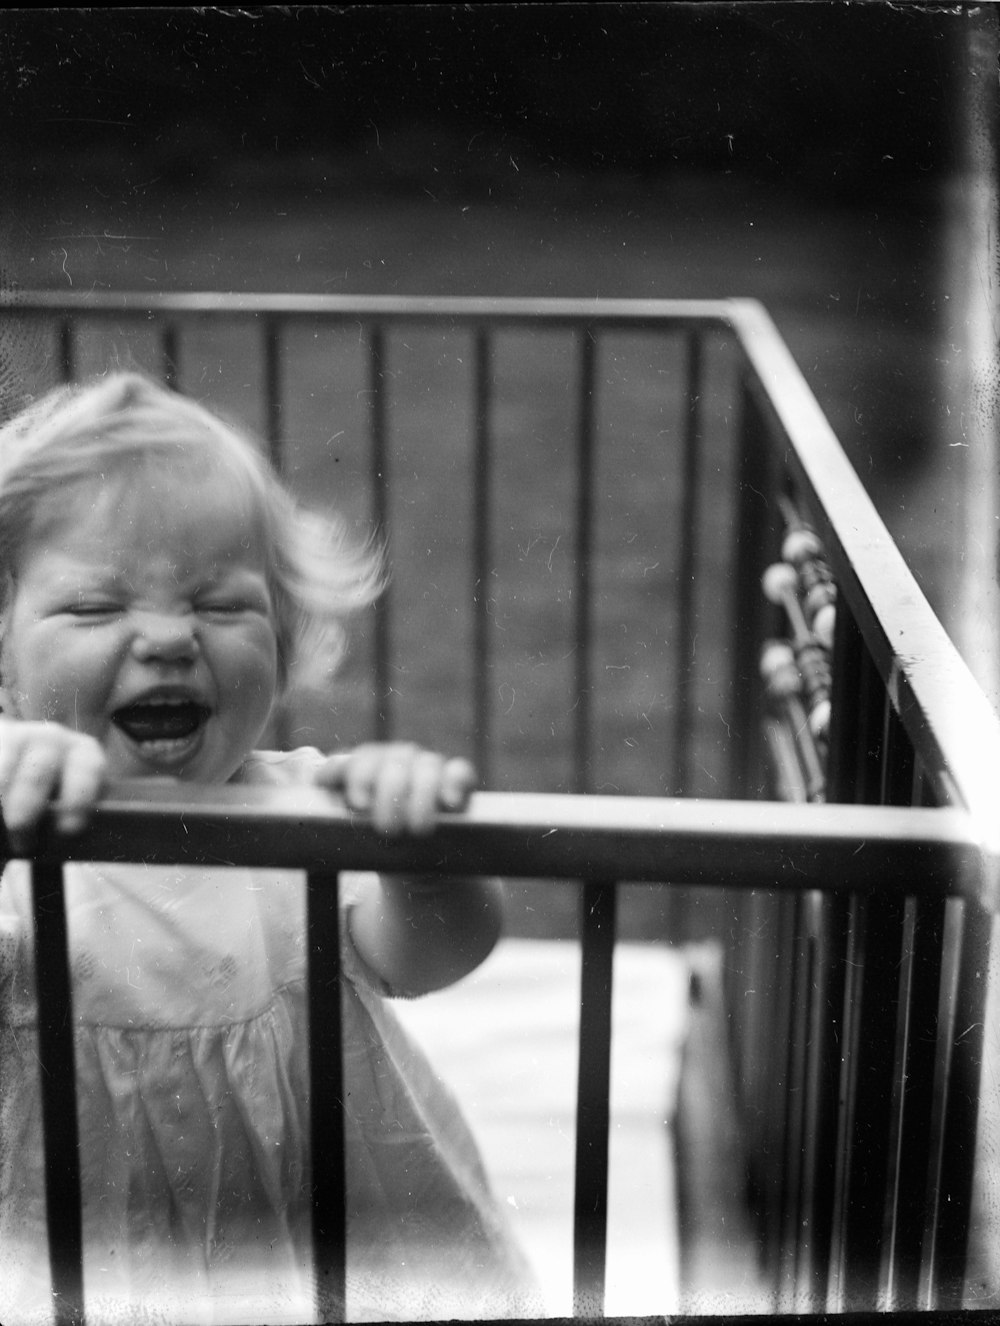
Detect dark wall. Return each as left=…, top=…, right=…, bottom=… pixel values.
left=0, top=3, right=964, bottom=197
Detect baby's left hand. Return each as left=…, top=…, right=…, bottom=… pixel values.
left=315, top=742, right=476, bottom=835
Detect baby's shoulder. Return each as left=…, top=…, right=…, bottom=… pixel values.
left=236, top=746, right=326, bottom=788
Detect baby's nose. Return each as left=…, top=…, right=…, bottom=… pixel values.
left=131, top=612, right=199, bottom=663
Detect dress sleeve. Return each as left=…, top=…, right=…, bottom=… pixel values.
left=336, top=870, right=403, bottom=1000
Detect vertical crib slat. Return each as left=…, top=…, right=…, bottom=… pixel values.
left=762, top=891, right=798, bottom=1292
left=263, top=315, right=283, bottom=472
left=161, top=323, right=179, bottom=392
left=261, top=313, right=293, bottom=750
left=672, top=330, right=702, bottom=795
left=732, top=888, right=777, bottom=1255
left=58, top=319, right=75, bottom=384
left=368, top=324, right=391, bottom=742
left=828, top=890, right=906, bottom=1309
left=573, top=878, right=616, bottom=1318
left=573, top=327, right=596, bottom=794
left=919, top=896, right=989, bottom=1308
left=794, top=891, right=849, bottom=1308
left=31, top=861, right=85, bottom=1326
left=472, top=327, right=493, bottom=786
left=730, top=378, right=780, bottom=799
left=778, top=891, right=814, bottom=1305
left=825, top=605, right=871, bottom=803
left=306, top=870, right=346, bottom=1323
left=879, top=894, right=945, bottom=1307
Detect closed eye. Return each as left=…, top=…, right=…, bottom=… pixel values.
left=198, top=598, right=266, bottom=616
left=197, top=574, right=272, bottom=619
left=63, top=602, right=121, bottom=618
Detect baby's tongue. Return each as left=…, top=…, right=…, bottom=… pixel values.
left=114, top=701, right=204, bottom=742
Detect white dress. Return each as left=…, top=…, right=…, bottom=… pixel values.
left=0, top=748, right=539, bottom=1325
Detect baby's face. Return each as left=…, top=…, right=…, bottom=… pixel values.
left=0, top=469, right=279, bottom=784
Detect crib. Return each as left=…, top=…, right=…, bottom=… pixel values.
left=1, top=291, right=998, bottom=1324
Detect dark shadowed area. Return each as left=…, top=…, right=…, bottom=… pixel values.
left=1, top=3, right=996, bottom=769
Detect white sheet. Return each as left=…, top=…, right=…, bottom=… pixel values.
left=393, top=936, right=691, bottom=1317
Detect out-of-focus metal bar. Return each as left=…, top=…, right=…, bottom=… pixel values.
left=260, top=315, right=292, bottom=752
left=919, top=896, right=990, bottom=1308
left=837, top=617, right=886, bottom=808
left=58, top=319, right=74, bottom=383
left=880, top=697, right=917, bottom=809
left=828, top=889, right=907, bottom=1310
left=794, top=891, right=849, bottom=1308
left=31, top=861, right=85, bottom=1326
left=879, top=893, right=946, bottom=1309
left=573, top=326, right=597, bottom=794
left=762, top=716, right=809, bottom=802
left=732, top=889, right=778, bottom=1261
left=673, top=330, right=702, bottom=795
left=263, top=315, right=283, bottom=472
left=762, top=892, right=799, bottom=1296
left=865, top=702, right=929, bottom=1308
left=305, top=870, right=346, bottom=1322
left=573, top=879, right=616, bottom=1317
left=368, top=324, right=391, bottom=741
left=778, top=892, right=814, bottom=1305
left=826, top=899, right=868, bottom=1310
left=829, top=694, right=919, bottom=1308
left=472, top=328, right=493, bottom=786
left=825, top=604, right=867, bottom=804
left=161, top=323, right=179, bottom=391
left=731, top=378, right=780, bottom=798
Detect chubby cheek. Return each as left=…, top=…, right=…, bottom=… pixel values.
left=2, top=636, right=112, bottom=733
left=217, top=634, right=281, bottom=732
left=25, top=670, right=112, bottom=737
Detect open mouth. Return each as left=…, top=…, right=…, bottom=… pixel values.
left=112, top=698, right=210, bottom=747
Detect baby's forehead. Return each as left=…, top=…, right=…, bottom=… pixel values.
left=28, top=458, right=268, bottom=570
left=47, top=441, right=261, bottom=518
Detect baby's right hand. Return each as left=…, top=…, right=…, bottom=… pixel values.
left=0, top=717, right=107, bottom=846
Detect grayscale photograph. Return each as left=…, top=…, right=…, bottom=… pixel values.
left=0, top=4, right=997, bottom=1323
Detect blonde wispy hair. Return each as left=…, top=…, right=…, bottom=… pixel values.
left=0, top=371, right=385, bottom=693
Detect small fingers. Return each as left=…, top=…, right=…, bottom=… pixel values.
left=53, top=736, right=108, bottom=834
left=0, top=721, right=106, bottom=844
left=316, top=743, right=407, bottom=817
left=315, top=744, right=477, bottom=835
left=438, top=756, right=477, bottom=812
left=383, top=749, right=444, bottom=835
left=0, top=741, right=65, bottom=839
left=352, top=745, right=440, bottom=835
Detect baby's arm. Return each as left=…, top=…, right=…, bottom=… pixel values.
left=0, top=717, right=107, bottom=844
left=316, top=743, right=504, bottom=997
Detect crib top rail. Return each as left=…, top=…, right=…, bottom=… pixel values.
left=0, top=288, right=737, bottom=326
left=1, top=780, right=993, bottom=910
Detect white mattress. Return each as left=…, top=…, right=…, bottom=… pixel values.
left=393, top=936, right=691, bottom=1317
